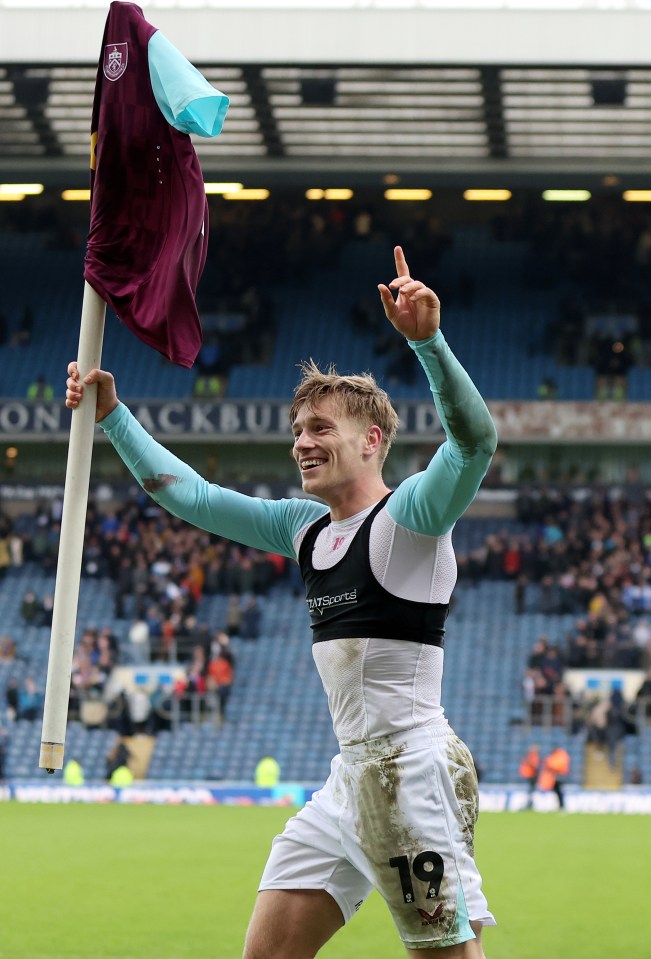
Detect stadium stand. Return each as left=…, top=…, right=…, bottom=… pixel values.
left=2, top=195, right=650, bottom=790
left=6, top=512, right=649, bottom=787
left=3, top=194, right=651, bottom=401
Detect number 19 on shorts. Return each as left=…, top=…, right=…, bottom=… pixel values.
left=389, top=851, right=444, bottom=903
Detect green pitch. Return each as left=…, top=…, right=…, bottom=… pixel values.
left=0, top=803, right=647, bottom=959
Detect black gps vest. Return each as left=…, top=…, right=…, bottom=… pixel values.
left=298, top=493, right=449, bottom=646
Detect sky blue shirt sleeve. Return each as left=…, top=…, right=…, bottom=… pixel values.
left=100, top=403, right=327, bottom=558
left=388, top=330, right=498, bottom=537
left=148, top=31, right=229, bottom=137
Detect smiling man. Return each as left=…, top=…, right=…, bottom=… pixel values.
left=66, top=246, right=497, bottom=959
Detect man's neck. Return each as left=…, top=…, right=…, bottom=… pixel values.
left=326, top=481, right=391, bottom=522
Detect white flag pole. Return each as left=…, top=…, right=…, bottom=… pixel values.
left=39, top=280, right=106, bottom=772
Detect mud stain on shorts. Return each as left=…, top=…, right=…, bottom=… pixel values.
left=353, top=744, right=410, bottom=868
left=141, top=474, right=181, bottom=494
left=446, top=735, right=479, bottom=856
left=351, top=744, right=458, bottom=941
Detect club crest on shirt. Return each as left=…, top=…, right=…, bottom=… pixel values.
left=104, top=43, right=128, bottom=82
left=417, top=903, right=445, bottom=925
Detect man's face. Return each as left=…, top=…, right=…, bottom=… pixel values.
left=291, top=396, right=374, bottom=501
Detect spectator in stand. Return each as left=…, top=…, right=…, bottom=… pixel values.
left=94, top=632, right=115, bottom=687
left=131, top=554, right=151, bottom=618
left=145, top=605, right=164, bottom=646
left=241, top=596, right=262, bottom=640
left=106, top=740, right=132, bottom=781
left=70, top=628, right=106, bottom=713
left=522, top=669, right=537, bottom=712
left=0, top=725, right=7, bottom=781
left=605, top=687, right=627, bottom=768
left=514, top=574, right=527, bottom=614
left=253, top=552, right=281, bottom=595
left=226, top=594, right=242, bottom=636
left=632, top=619, right=651, bottom=668
left=566, top=630, right=590, bottom=668
left=231, top=551, right=256, bottom=595
left=128, top=685, right=152, bottom=734
left=635, top=670, right=651, bottom=719
left=17, top=677, right=43, bottom=720
left=0, top=529, right=10, bottom=579
left=147, top=682, right=173, bottom=734
left=484, top=535, right=505, bottom=579
left=8, top=529, right=23, bottom=569
left=114, top=555, right=134, bottom=619
left=11, top=305, right=33, bottom=347
left=538, top=574, right=562, bottom=615
left=5, top=678, right=19, bottom=720
left=203, top=555, right=227, bottom=595
left=108, top=691, right=134, bottom=737
left=20, top=590, right=42, bottom=625
left=536, top=376, right=558, bottom=400
left=41, top=593, right=54, bottom=628
left=528, top=636, right=550, bottom=672
left=174, top=644, right=207, bottom=718
left=0, top=634, right=16, bottom=663
left=128, top=616, right=150, bottom=664
left=182, top=550, right=205, bottom=603
left=540, top=645, right=564, bottom=693
left=100, top=625, right=120, bottom=661
left=502, top=538, right=521, bottom=579
left=551, top=681, right=574, bottom=728
left=207, top=630, right=235, bottom=718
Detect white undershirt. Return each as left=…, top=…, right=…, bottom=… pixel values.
left=294, top=503, right=457, bottom=745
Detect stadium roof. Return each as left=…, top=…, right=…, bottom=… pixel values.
left=3, top=2, right=651, bottom=185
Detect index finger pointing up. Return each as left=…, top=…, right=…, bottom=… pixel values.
left=394, top=245, right=410, bottom=278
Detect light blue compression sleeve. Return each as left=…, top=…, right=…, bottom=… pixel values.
left=99, top=404, right=327, bottom=559
left=148, top=31, right=229, bottom=137
left=101, top=330, right=494, bottom=548
left=387, top=330, right=498, bottom=537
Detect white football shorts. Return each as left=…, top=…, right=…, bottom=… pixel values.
left=259, top=722, right=496, bottom=950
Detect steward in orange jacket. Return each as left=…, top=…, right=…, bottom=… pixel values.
left=538, top=747, right=570, bottom=809
left=519, top=745, right=540, bottom=781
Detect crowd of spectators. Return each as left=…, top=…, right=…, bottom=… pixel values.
left=0, top=491, right=282, bottom=733
left=515, top=200, right=651, bottom=397
left=458, top=485, right=651, bottom=735
left=16, top=491, right=284, bottom=637
left=522, top=200, right=651, bottom=309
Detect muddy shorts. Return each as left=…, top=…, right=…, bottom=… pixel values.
left=258, top=722, right=495, bottom=950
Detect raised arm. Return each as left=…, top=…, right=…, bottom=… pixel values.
left=66, top=365, right=327, bottom=557
left=377, top=248, right=497, bottom=536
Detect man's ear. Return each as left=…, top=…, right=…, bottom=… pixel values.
left=364, top=424, right=383, bottom=457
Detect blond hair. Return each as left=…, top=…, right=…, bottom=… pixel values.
left=290, top=359, right=399, bottom=466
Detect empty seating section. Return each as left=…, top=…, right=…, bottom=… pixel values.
left=0, top=232, right=194, bottom=399
left=0, top=226, right=605, bottom=401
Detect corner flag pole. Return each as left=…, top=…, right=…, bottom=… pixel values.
left=39, top=281, right=106, bottom=772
